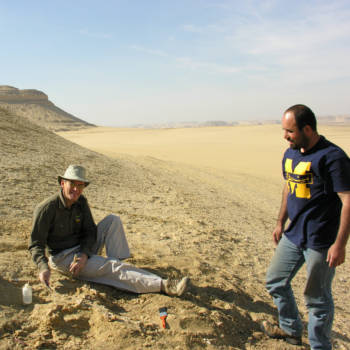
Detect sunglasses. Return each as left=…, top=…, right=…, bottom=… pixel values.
left=66, top=180, right=85, bottom=190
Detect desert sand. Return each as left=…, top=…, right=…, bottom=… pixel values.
left=1, top=109, right=349, bottom=349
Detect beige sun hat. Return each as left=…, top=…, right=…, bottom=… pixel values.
left=58, top=165, right=90, bottom=186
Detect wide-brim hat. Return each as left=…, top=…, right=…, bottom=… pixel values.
left=58, top=165, right=90, bottom=187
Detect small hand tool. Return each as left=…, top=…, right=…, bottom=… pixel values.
left=159, top=307, right=168, bottom=329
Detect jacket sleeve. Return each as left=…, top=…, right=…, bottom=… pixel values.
left=28, top=202, right=54, bottom=272
left=79, top=198, right=97, bottom=257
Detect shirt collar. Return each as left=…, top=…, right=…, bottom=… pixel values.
left=302, top=135, right=326, bottom=155
left=58, top=190, right=68, bottom=209
left=58, top=190, right=83, bottom=209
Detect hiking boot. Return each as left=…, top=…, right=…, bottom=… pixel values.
left=163, top=277, right=189, bottom=296
left=261, top=320, right=302, bottom=346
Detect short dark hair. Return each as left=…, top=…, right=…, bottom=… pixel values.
left=285, top=104, right=317, bottom=131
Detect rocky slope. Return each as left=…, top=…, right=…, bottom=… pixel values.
left=0, top=86, right=94, bottom=131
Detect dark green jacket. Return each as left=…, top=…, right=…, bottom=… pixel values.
left=29, top=191, right=97, bottom=272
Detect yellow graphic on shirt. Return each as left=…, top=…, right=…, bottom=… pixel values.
left=284, top=159, right=313, bottom=199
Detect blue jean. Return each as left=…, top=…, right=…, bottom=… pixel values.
left=266, top=235, right=335, bottom=350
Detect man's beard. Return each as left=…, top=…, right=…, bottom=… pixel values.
left=289, top=133, right=309, bottom=150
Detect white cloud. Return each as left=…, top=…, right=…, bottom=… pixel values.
left=182, top=24, right=203, bottom=33
left=127, top=1, right=350, bottom=87
left=79, top=29, right=112, bottom=39
left=216, top=1, right=350, bottom=84
left=175, top=57, right=246, bottom=74
left=129, top=45, right=169, bottom=57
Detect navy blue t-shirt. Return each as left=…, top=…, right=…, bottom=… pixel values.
left=282, top=136, right=350, bottom=250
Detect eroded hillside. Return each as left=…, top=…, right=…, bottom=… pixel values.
left=0, top=86, right=94, bottom=131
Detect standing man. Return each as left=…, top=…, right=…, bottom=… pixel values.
left=262, top=105, right=350, bottom=349
left=29, top=164, right=189, bottom=296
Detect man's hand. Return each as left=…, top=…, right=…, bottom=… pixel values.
left=327, top=243, right=346, bottom=267
left=69, top=253, right=88, bottom=276
left=272, top=184, right=289, bottom=246
left=328, top=192, right=350, bottom=267
left=39, top=269, right=51, bottom=287
left=272, top=224, right=284, bottom=246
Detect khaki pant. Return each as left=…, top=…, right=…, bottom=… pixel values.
left=49, top=214, right=162, bottom=293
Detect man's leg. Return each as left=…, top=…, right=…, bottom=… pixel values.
left=265, top=235, right=304, bottom=337
left=50, top=247, right=162, bottom=294
left=304, top=247, right=335, bottom=350
left=93, top=214, right=131, bottom=259
left=78, top=255, right=162, bottom=293
left=50, top=215, right=188, bottom=295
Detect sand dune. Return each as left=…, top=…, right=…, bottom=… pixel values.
left=1, top=109, right=349, bottom=349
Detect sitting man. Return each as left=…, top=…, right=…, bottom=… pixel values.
left=29, top=164, right=189, bottom=296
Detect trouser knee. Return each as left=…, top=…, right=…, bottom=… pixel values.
left=105, top=213, right=121, bottom=223
left=265, top=261, right=282, bottom=295
left=99, top=214, right=123, bottom=230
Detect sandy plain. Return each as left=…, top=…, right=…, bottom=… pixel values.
left=57, top=124, right=350, bottom=182
left=1, top=109, right=350, bottom=350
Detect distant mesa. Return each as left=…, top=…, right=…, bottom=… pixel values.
left=0, top=85, right=94, bottom=131
left=131, top=120, right=240, bottom=129
left=317, top=115, right=350, bottom=124
left=0, top=85, right=50, bottom=102
left=131, top=120, right=279, bottom=129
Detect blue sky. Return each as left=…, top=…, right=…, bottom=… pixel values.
left=1, top=0, right=350, bottom=126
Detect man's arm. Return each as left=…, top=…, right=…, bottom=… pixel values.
left=272, top=183, right=289, bottom=245
left=327, top=191, right=350, bottom=267
left=67, top=197, right=96, bottom=277
left=78, top=197, right=97, bottom=257
left=28, top=203, right=53, bottom=285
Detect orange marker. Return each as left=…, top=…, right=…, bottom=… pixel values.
left=159, top=307, right=168, bottom=329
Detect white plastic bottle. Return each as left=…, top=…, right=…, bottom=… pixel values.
left=22, top=283, right=32, bottom=304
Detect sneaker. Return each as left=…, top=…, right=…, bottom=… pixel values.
left=261, top=320, right=302, bottom=346
left=163, top=277, right=189, bottom=296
